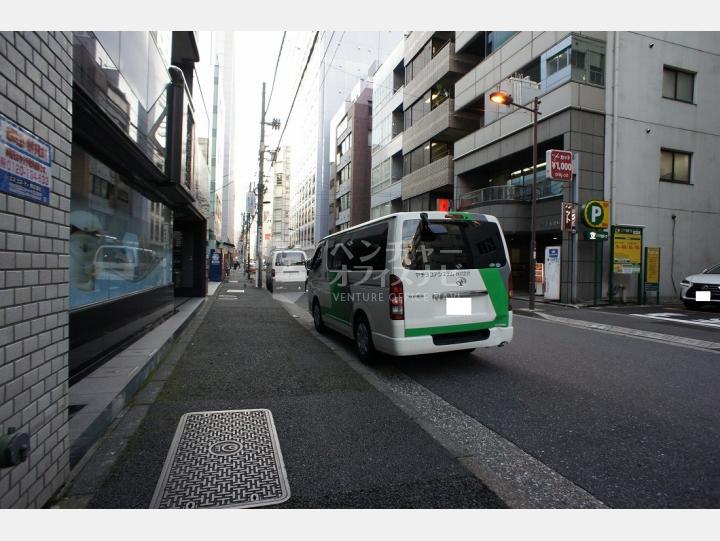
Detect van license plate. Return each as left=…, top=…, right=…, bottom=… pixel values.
left=446, top=297, right=471, bottom=315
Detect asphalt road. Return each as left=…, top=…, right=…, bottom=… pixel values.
left=512, top=298, right=720, bottom=343
left=80, top=280, right=720, bottom=508
left=389, top=315, right=720, bottom=508
left=286, top=289, right=720, bottom=508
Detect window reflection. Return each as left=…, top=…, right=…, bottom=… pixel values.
left=69, top=146, right=173, bottom=310
left=73, top=32, right=169, bottom=171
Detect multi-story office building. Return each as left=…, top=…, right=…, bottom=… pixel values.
left=270, top=146, right=291, bottom=251
left=218, top=31, right=237, bottom=248
left=0, top=31, right=212, bottom=508
left=370, top=40, right=405, bottom=218
left=452, top=31, right=720, bottom=302
left=208, top=37, right=226, bottom=253
left=329, top=81, right=373, bottom=232
left=288, top=31, right=402, bottom=250
left=400, top=32, right=481, bottom=212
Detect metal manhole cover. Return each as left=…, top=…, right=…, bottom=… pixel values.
left=150, top=409, right=290, bottom=508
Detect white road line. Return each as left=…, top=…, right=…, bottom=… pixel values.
left=631, top=313, right=720, bottom=329
left=226, top=289, right=245, bottom=293
left=280, top=300, right=605, bottom=508
left=521, top=313, right=720, bottom=352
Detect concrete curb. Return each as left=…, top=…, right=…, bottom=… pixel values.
left=68, top=297, right=207, bottom=469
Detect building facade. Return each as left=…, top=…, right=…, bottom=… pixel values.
left=329, top=81, right=373, bottom=233
left=288, top=31, right=402, bottom=250
left=370, top=40, right=405, bottom=218
left=218, top=31, right=237, bottom=248
left=400, top=31, right=481, bottom=213
left=269, top=146, right=291, bottom=251
left=0, top=30, right=212, bottom=508
left=453, top=31, right=720, bottom=302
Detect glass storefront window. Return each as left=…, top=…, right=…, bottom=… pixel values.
left=70, top=145, right=173, bottom=310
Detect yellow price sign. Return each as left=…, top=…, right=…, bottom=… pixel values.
left=646, top=247, right=660, bottom=284
left=613, top=230, right=642, bottom=264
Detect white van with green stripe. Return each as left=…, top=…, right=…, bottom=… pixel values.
left=306, top=211, right=513, bottom=362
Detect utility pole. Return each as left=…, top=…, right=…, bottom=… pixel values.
left=255, top=83, right=266, bottom=288
left=255, top=82, right=281, bottom=288
left=529, top=95, right=539, bottom=311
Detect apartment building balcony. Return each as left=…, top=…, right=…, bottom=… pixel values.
left=401, top=154, right=453, bottom=200
left=403, top=98, right=479, bottom=154
left=370, top=177, right=402, bottom=210
left=458, top=178, right=563, bottom=209
left=336, top=180, right=351, bottom=198
left=336, top=208, right=350, bottom=226
left=403, top=42, right=477, bottom=111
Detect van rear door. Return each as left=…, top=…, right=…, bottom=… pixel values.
left=274, top=251, right=306, bottom=283
left=398, top=215, right=510, bottom=338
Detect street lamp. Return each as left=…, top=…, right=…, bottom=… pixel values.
left=489, top=90, right=542, bottom=311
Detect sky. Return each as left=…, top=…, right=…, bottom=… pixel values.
left=232, top=31, right=314, bottom=228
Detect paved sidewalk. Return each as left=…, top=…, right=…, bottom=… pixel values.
left=60, top=272, right=505, bottom=508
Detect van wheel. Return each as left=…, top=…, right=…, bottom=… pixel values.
left=354, top=315, right=377, bottom=364
left=312, top=300, right=326, bottom=333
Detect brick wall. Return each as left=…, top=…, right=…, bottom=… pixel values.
left=0, top=31, right=72, bottom=508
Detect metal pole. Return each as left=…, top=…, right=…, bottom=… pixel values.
left=256, top=83, right=266, bottom=288
left=529, top=96, right=538, bottom=311
left=572, top=153, right=579, bottom=304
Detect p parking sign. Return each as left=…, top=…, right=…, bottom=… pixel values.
left=582, top=200, right=609, bottom=229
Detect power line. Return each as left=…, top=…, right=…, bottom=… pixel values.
left=265, top=31, right=286, bottom=112
left=318, top=31, right=345, bottom=92
left=271, top=30, right=320, bottom=161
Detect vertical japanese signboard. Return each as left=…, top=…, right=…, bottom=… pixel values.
left=0, top=114, right=52, bottom=204
left=561, top=202, right=576, bottom=232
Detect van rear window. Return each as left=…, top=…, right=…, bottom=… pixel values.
left=401, top=219, right=507, bottom=270
left=275, top=252, right=305, bottom=266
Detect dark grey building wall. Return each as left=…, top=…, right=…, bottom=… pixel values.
left=455, top=107, right=605, bottom=303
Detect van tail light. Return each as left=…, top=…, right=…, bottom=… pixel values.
left=507, top=272, right=513, bottom=311
left=389, top=274, right=404, bottom=320
left=271, top=269, right=275, bottom=278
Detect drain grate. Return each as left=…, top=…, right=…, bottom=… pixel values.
left=150, top=409, right=290, bottom=508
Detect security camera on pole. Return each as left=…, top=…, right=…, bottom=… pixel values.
left=255, top=81, right=281, bottom=288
